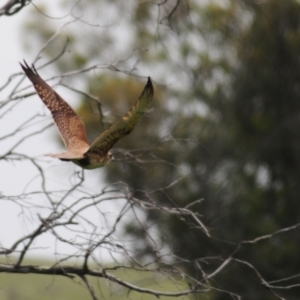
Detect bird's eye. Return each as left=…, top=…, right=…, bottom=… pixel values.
left=108, top=152, right=113, bottom=160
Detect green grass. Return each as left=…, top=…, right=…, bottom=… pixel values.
left=0, top=259, right=191, bottom=300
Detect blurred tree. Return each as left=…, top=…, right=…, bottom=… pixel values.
left=21, top=0, right=300, bottom=299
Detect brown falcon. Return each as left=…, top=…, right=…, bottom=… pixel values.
left=20, top=61, right=154, bottom=169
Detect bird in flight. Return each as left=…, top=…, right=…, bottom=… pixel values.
left=20, top=61, right=154, bottom=169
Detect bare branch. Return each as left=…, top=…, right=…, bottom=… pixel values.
left=0, top=0, right=30, bottom=16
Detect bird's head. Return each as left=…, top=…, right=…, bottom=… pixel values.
left=108, top=151, right=114, bottom=162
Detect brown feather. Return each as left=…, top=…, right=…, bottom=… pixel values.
left=87, top=77, right=154, bottom=154
left=21, top=61, right=154, bottom=169
left=20, top=61, right=90, bottom=154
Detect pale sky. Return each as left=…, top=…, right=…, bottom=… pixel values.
left=0, top=1, right=124, bottom=262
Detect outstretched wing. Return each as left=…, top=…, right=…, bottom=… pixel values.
left=20, top=60, right=90, bottom=154
left=87, top=77, right=154, bottom=154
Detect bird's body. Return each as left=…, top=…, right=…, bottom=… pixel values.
left=20, top=61, right=154, bottom=169
left=70, top=151, right=112, bottom=169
